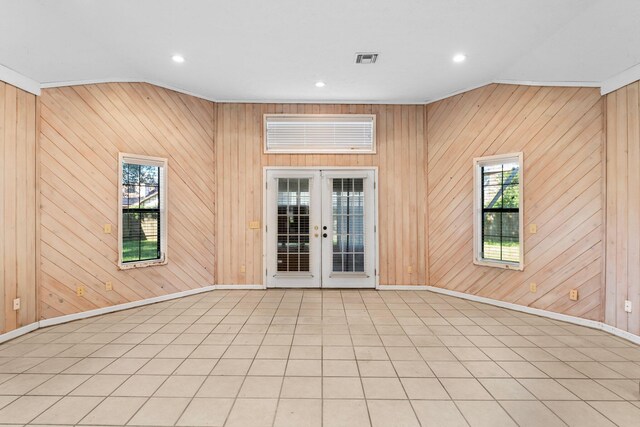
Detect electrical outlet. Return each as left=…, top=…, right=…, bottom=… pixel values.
left=249, top=221, right=260, bottom=229
left=240, top=265, right=246, bottom=273
left=105, top=281, right=113, bottom=291
left=76, top=285, right=85, bottom=297
left=103, top=224, right=112, bottom=234
left=624, top=300, right=632, bottom=313
left=408, top=265, right=413, bottom=274
left=569, top=289, right=579, bottom=301
left=12, top=298, right=20, bottom=311
left=529, top=224, right=537, bottom=234
left=529, top=283, right=537, bottom=293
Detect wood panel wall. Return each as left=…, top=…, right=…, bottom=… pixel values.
left=39, top=83, right=215, bottom=319
left=427, top=85, right=605, bottom=321
left=605, top=81, right=640, bottom=335
left=0, top=81, right=38, bottom=334
left=0, top=80, right=621, bottom=330
left=215, top=104, right=428, bottom=286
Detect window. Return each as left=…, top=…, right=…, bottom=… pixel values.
left=118, top=153, right=167, bottom=268
left=264, top=114, right=375, bottom=153
left=473, top=153, right=523, bottom=270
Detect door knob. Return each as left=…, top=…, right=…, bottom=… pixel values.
left=323, top=226, right=328, bottom=230
left=322, top=233, right=328, bottom=238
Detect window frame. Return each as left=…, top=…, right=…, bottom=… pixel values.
left=118, top=153, right=168, bottom=269
left=473, top=152, right=524, bottom=270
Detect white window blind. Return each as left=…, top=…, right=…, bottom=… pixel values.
left=264, top=114, right=376, bottom=154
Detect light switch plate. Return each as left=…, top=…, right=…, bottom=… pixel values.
left=105, top=281, right=113, bottom=291
left=624, top=300, right=632, bottom=313
left=12, top=298, right=20, bottom=311
left=240, top=265, right=246, bottom=273
left=569, top=289, right=579, bottom=301
left=249, top=221, right=260, bottom=229
left=103, top=224, right=112, bottom=234
left=529, top=224, right=537, bottom=234
left=77, top=285, right=85, bottom=297
left=529, top=283, right=537, bottom=293
left=407, top=266, right=413, bottom=274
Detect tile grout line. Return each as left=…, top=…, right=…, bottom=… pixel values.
left=3, top=307, right=156, bottom=425
left=118, top=290, right=217, bottom=426
left=354, top=289, right=381, bottom=427
left=270, top=289, right=306, bottom=427
left=396, top=290, right=470, bottom=426
left=219, top=289, right=280, bottom=427
left=414, top=290, right=573, bottom=426
left=115, top=290, right=234, bottom=426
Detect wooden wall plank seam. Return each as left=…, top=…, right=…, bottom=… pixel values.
left=0, top=82, right=38, bottom=334
left=605, top=81, right=640, bottom=335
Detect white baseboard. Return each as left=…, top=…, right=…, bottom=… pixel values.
left=0, top=322, right=40, bottom=345
left=1, top=284, right=264, bottom=343
left=2, top=284, right=638, bottom=347
left=424, top=285, right=640, bottom=346
left=39, top=285, right=217, bottom=328
left=0, top=285, right=216, bottom=343
left=213, top=284, right=266, bottom=290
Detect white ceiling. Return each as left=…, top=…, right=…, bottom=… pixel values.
left=1, top=0, right=639, bottom=103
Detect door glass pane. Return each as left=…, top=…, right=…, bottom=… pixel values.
left=276, top=178, right=311, bottom=272
left=332, top=178, right=365, bottom=272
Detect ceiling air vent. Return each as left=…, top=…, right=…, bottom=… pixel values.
left=355, top=53, right=378, bottom=64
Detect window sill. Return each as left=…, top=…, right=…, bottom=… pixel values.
left=474, top=259, right=523, bottom=271
left=118, top=259, right=167, bottom=270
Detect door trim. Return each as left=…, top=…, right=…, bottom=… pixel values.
left=263, top=166, right=379, bottom=289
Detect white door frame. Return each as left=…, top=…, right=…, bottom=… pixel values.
left=263, top=166, right=379, bottom=289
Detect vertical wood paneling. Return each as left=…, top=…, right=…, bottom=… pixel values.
left=427, top=85, right=605, bottom=321
left=39, top=83, right=215, bottom=319
left=215, top=103, right=428, bottom=286
left=605, top=81, right=640, bottom=335
left=0, top=81, right=38, bottom=334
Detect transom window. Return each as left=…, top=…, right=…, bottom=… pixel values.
left=473, top=153, right=523, bottom=270
left=118, top=154, right=167, bottom=268
left=264, top=114, right=376, bottom=154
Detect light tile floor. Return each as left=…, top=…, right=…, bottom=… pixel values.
left=0, top=289, right=638, bottom=426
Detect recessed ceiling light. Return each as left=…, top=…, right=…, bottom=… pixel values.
left=172, top=54, right=185, bottom=63
left=453, top=53, right=467, bottom=63
left=315, top=81, right=326, bottom=88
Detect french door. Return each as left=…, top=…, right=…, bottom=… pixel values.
left=265, top=168, right=377, bottom=288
